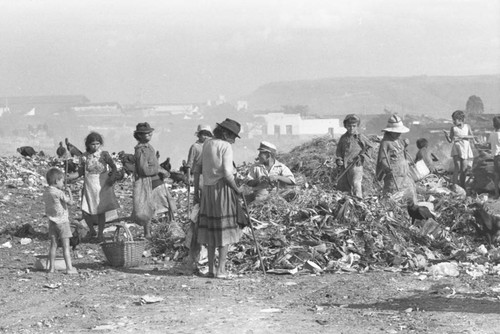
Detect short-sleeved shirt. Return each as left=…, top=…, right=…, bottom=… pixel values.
left=336, top=133, right=370, bottom=168
left=43, top=186, right=71, bottom=225
left=187, top=141, right=203, bottom=170
left=195, top=138, right=235, bottom=186
left=247, top=160, right=295, bottom=193
left=490, top=132, right=500, bottom=156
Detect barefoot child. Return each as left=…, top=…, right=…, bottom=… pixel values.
left=43, top=168, right=78, bottom=274
left=443, top=110, right=475, bottom=188
left=489, top=116, right=500, bottom=198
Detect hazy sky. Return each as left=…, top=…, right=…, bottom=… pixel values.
left=0, top=0, right=499, bottom=104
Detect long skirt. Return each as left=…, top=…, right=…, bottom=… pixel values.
left=132, top=176, right=177, bottom=226
left=197, top=179, right=243, bottom=247
left=81, top=172, right=120, bottom=216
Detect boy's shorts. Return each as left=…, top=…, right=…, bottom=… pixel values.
left=48, top=220, right=72, bottom=239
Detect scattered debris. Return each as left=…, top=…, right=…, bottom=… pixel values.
left=140, top=295, right=164, bottom=305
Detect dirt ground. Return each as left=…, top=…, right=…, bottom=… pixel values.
left=2, top=187, right=500, bottom=334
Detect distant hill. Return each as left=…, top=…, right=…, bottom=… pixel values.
left=244, top=75, right=500, bottom=118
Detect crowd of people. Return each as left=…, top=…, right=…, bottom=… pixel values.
left=41, top=111, right=500, bottom=276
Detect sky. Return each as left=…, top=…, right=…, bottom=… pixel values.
left=0, top=0, right=499, bottom=104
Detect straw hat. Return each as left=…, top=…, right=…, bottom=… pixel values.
left=382, top=115, right=409, bottom=133
left=134, top=122, right=155, bottom=133
left=195, top=124, right=213, bottom=136
left=216, top=118, right=241, bottom=138
left=257, top=141, right=277, bottom=155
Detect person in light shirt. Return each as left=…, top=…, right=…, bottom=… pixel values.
left=246, top=141, right=295, bottom=203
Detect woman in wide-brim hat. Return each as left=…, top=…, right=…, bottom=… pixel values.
left=193, top=118, right=246, bottom=279
left=376, top=115, right=415, bottom=196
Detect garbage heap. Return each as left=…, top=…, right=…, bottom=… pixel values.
left=225, top=135, right=492, bottom=274
left=0, top=137, right=496, bottom=275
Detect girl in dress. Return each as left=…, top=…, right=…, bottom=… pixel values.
left=444, top=110, right=475, bottom=188
left=70, top=132, right=120, bottom=241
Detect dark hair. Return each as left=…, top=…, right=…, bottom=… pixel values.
left=416, top=138, right=428, bottom=149
left=85, top=132, right=103, bottom=152
left=213, top=125, right=237, bottom=142
left=493, top=116, right=500, bottom=130
left=343, top=114, right=360, bottom=127
left=198, top=130, right=213, bottom=137
left=46, top=167, right=63, bottom=185
left=452, top=110, right=465, bottom=121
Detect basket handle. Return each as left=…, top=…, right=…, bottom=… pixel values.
left=113, top=222, right=134, bottom=242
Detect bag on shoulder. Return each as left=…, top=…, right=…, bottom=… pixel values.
left=135, top=147, right=159, bottom=177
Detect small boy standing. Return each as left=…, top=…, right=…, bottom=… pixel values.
left=335, top=114, right=371, bottom=198
left=489, top=116, right=500, bottom=198
left=43, top=167, right=78, bottom=274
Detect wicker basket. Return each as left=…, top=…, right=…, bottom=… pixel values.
left=101, top=223, right=145, bottom=268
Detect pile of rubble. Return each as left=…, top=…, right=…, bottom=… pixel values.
left=1, top=137, right=499, bottom=278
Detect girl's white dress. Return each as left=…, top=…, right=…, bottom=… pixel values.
left=450, top=124, right=474, bottom=159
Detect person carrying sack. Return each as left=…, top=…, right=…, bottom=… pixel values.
left=131, top=122, right=177, bottom=239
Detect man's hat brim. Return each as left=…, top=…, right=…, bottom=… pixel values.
left=216, top=122, right=240, bottom=138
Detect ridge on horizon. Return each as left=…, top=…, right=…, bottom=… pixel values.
left=243, top=74, right=500, bottom=118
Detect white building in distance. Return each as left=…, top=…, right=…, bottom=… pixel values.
left=254, top=112, right=346, bottom=138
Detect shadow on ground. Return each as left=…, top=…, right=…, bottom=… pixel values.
left=336, top=290, right=500, bottom=314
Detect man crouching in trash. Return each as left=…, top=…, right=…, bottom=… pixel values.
left=245, top=141, right=296, bottom=203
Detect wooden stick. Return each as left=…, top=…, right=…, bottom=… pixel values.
left=241, top=193, right=266, bottom=276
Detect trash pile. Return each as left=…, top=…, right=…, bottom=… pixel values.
left=278, top=136, right=380, bottom=196
left=228, top=187, right=482, bottom=274
left=1, top=135, right=500, bottom=278
left=0, top=156, right=51, bottom=188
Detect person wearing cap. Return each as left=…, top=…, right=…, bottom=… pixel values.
left=335, top=114, right=372, bottom=198
left=376, top=114, right=414, bottom=195
left=187, top=124, right=213, bottom=203
left=131, top=122, right=177, bottom=238
left=193, top=118, right=246, bottom=279
left=246, top=141, right=296, bottom=202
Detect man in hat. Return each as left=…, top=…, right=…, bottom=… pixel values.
left=246, top=141, right=296, bottom=203
left=187, top=124, right=213, bottom=203
left=335, top=114, right=372, bottom=198
left=376, top=114, right=414, bottom=195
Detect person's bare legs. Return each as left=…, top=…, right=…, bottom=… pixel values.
left=458, top=159, right=466, bottom=188
left=207, top=244, right=216, bottom=277
left=61, top=238, right=77, bottom=274
left=48, top=235, right=58, bottom=273
left=97, top=213, right=105, bottom=241
left=144, top=220, right=151, bottom=239
left=452, top=156, right=460, bottom=186
left=83, top=213, right=97, bottom=238
left=216, top=245, right=228, bottom=277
